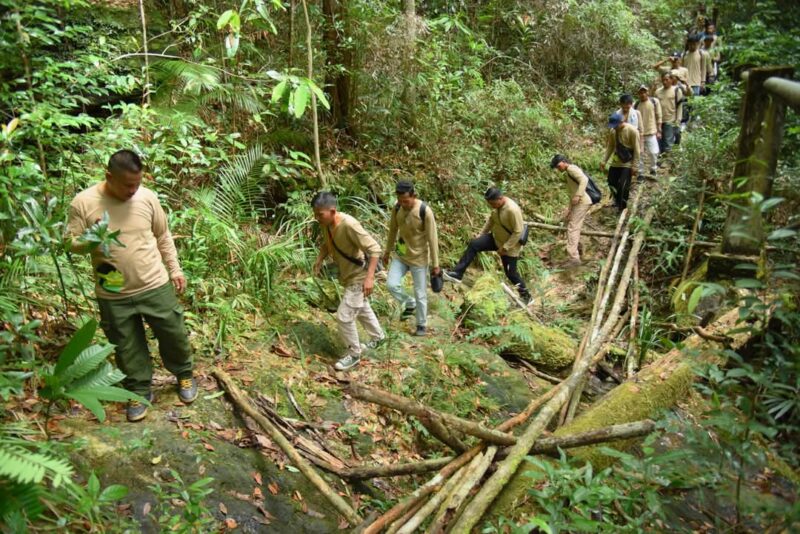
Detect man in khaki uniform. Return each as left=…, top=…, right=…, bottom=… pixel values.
left=66, top=150, right=196, bottom=422
left=655, top=73, right=684, bottom=153
left=312, top=191, right=384, bottom=371
left=551, top=154, right=592, bottom=268
left=445, top=187, right=531, bottom=303
left=383, top=181, right=440, bottom=336
left=616, top=94, right=643, bottom=147
left=683, top=33, right=709, bottom=95
left=601, top=112, right=640, bottom=211
left=634, top=85, right=662, bottom=177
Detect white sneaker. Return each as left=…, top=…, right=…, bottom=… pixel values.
left=360, top=336, right=385, bottom=351
left=335, top=352, right=361, bottom=371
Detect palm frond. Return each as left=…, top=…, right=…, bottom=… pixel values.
left=0, top=443, right=73, bottom=487
left=151, top=59, right=222, bottom=96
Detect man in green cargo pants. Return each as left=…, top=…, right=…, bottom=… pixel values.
left=67, top=150, right=197, bottom=422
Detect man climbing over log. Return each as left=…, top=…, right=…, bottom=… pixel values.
left=383, top=181, right=441, bottom=337
left=601, top=112, right=640, bottom=211
left=311, top=191, right=385, bottom=371
left=550, top=154, right=593, bottom=268
left=634, top=84, right=663, bottom=178
left=66, top=149, right=196, bottom=422
left=444, top=187, right=532, bottom=304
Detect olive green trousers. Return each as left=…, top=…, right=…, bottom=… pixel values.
left=98, top=283, right=193, bottom=396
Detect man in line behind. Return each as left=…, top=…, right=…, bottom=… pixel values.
left=550, top=154, right=593, bottom=269
left=601, top=112, right=640, bottom=211
left=634, top=84, right=662, bottom=178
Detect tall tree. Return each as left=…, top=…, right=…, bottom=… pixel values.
left=399, top=0, right=418, bottom=127
left=322, top=0, right=354, bottom=135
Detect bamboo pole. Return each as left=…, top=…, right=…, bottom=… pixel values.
left=626, top=260, right=641, bottom=378
left=680, top=172, right=708, bottom=285
left=213, top=369, right=361, bottom=525
left=395, top=464, right=471, bottom=534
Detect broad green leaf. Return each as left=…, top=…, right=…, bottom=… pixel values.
left=687, top=285, right=703, bottom=315
left=65, top=390, right=106, bottom=422
left=734, top=278, right=763, bottom=289
left=767, top=228, right=796, bottom=240
left=99, top=484, right=129, bottom=502
left=60, top=344, right=115, bottom=384
left=217, top=9, right=236, bottom=30
left=87, top=472, right=100, bottom=499
left=759, top=197, right=784, bottom=212
left=306, top=80, right=330, bottom=109
left=69, top=385, right=145, bottom=403
left=271, top=80, right=288, bottom=103
left=54, top=319, right=97, bottom=376
left=292, top=84, right=310, bottom=118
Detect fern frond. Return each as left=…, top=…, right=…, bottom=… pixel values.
left=214, top=143, right=266, bottom=224
left=0, top=444, right=74, bottom=487
left=0, top=481, right=44, bottom=521
left=151, top=59, right=222, bottom=95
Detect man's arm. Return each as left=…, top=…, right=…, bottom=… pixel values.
left=313, top=240, right=329, bottom=276
left=65, top=202, right=90, bottom=254
left=630, top=128, right=641, bottom=175
left=383, top=207, right=398, bottom=265
left=570, top=168, right=589, bottom=205
left=602, top=130, right=614, bottom=170
left=426, top=207, right=440, bottom=273
left=501, top=207, right=524, bottom=252
left=479, top=213, right=493, bottom=236
left=349, top=220, right=381, bottom=297
left=151, top=196, right=185, bottom=292
left=655, top=99, right=663, bottom=135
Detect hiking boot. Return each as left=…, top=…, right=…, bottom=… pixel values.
left=414, top=325, right=427, bottom=337
left=127, top=392, right=153, bottom=423
left=401, top=305, right=416, bottom=318
left=520, top=293, right=533, bottom=305
left=178, top=377, right=198, bottom=404
left=361, top=335, right=386, bottom=351
left=334, top=352, right=361, bottom=371
left=443, top=270, right=462, bottom=282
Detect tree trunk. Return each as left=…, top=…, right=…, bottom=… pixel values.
left=400, top=0, right=417, bottom=127
left=322, top=0, right=354, bottom=135
left=300, top=0, right=325, bottom=184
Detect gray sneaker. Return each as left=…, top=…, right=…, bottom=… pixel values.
left=360, top=335, right=385, bottom=351
left=178, top=377, right=198, bottom=404
left=127, top=392, right=153, bottom=423
left=334, top=352, right=361, bottom=371
left=414, top=325, right=427, bottom=337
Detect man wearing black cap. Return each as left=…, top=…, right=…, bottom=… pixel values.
left=444, top=187, right=531, bottom=303
left=551, top=155, right=591, bottom=268
left=601, top=112, right=640, bottom=211
left=383, top=181, right=440, bottom=336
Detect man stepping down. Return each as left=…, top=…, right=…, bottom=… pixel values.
left=66, top=150, right=196, bottom=422
left=601, top=112, right=641, bottom=211
left=383, top=181, right=441, bottom=337
left=312, top=192, right=385, bottom=371
left=551, top=154, right=592, bottom=269
left=445, top=187, right=532, bottom=304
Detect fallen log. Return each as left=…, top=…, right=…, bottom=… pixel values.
left=527, top=220, right=720, bottom=248
left=420, top=413, right=468, bottom=453
left=346, top=382, right=516, bottom=446
left=213, top=369, right=362, bottom=525
left=395, top=463, right=471, bottom=534
left=338, top=457, right=453, bottom=480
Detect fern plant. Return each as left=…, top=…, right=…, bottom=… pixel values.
left=39, top=318, right=145, bottom=423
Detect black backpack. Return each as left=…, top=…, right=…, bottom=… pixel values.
left=569, top=172, right=603, bottom=205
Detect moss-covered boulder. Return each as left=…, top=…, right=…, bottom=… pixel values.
left=463, top=274, right=510, bottom=329
left=501, top=314, right=577, bottom=373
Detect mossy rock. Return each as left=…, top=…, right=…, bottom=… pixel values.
left=500, top=315, right=577, bottom=373
left=463, top=274, right=510, bottom=329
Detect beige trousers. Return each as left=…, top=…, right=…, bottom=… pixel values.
left=566, top=203, right=590, bottom=261
left=336, top=283, right=384, bottom=355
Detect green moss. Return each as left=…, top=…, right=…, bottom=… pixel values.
left=463, top=274, right=510, bottom=329
left=502, top=315, right=577, bottom=372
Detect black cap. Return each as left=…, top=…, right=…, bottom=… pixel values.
left=550, top=154, right=568, bottom=169
left=395, top=180, right=415, bottom=194
left=484, top=186, right=502, bottom=201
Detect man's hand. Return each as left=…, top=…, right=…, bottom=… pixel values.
left=431, top=266, right=441, bottom=276
left=172, top=275, right=187, bottom=294
left=656, top=130, right=662, bottom=139
left=570, top=195, right=580, bottom=206
left=382, top=253, right=391, bottom=267
left=363, top=275, right=374, bottom=297
left=497, top=247, right=507, bottom=257
left=600, top=162, right=606, bottom=172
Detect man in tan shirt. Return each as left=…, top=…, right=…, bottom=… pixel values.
left=445, top=187, right=531, bottom=303
left=383, top=181, right=440, bottom=336
left=312, top=191, right=384, bottom=371
left=654, top=73, right=684, bottom=153
left=634, top=85, right=663, bottom=177
left=66, top=150, right=195, bottom=422
left=551, top=154, right=592, bottom=268
left=601, top=112, right=640, bottom=211
left=683, top=34, right=709, bottom=95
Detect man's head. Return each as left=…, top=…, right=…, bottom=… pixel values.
left=484, top=186, right=505, bottom=209
left=550, top=154, right=570, bottom=172
left=662, top=73, right=673, bottom=88
left=637, top=84, right=650, bottom=101
left=619, top=93, right=634, bottom=114
left=607, top=111, right=625, bottom=130
left=703, top=33, right=715, bottom=47
left=311, top=191, right=338, bottom=227
left=395, top=180, right=417, bottom=210
left=105, top=149, right=143, bottom=202
left=704, top=21, right=716, bottom=35
left=687, top=33, right=701, bottom=51
left=669, top=51, right=682, bottom=66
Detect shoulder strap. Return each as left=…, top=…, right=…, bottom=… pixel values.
left=419, top=201, right=427, bottom=230
left=326, top=226, right=365, bottom=268
left=650, top=96, right=657, bottom=106
left=634, top=101, right=639, bottom=110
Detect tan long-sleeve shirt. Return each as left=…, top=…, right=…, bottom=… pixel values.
left=683, top=49, right=707, bottom=87
left=385, top=199, right=439, bottom=268
left=66, top=183, right=182, bottom=299
left=604, top=124, right=641, bottom=170
left=655, top=85, right=683, bottom=125
left=321, top=213, right=381, bottom=287
left=480, top=197, right=525, bottom=257
left=566, top=165, right=592, bottom=206
left=635, top=97, right=663, bottom=136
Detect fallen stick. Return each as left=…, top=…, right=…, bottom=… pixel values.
left=526, top=220, right=722, bottom=248
left=501, top=282, right=534, bottom=316
left=385, top=498, right=428, bottom=534
left=286, top=380, right=309, bottom=421
left=213, top=369, right=362, bottom=525
left=420, top=413, right=468, bottom=453
left=529, top=420, right=656, bottom=455
left=625, top=260, right=641, bottom=378
left=347, top=383, right=516, bottom=446
left=513, top=357, right=562, bottom=384
left=654, top=322, right=731, bottom=343
left=339, top=457, right=453, bottom=480
left=396, top=463, right=472, bottom=534
left=679, top=171, right=708, bottom=286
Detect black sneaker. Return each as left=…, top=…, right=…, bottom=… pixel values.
left=127, top=392, right=153, bottom=422
left=401, top=306, right=416, bottom=318
left=443, top=270, right=462, bottom=282
left=414, top=325, right=427, bottom=337
left=178, top=377, right=198, bottom=404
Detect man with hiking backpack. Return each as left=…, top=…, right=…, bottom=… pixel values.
left=655, top=73, right=685, bottom=154
left=634, top=85, right=662, bottom=178
left=383, top=181, right=441, bottom=337
left=444, top=187, right=532, bottom=304
left=550, top=155, right=601, bottom=268
left=311, top=191, right=385, bottom=371
left=601, top=112, right=640, bottom=211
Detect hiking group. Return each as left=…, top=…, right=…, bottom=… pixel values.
left=66, top=18, right=722, bottom=420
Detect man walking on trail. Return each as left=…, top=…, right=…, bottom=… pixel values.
left=66, top=150, right=196, bottom=422
left=311, top=191, right=385, bottom=371
left=444, top=187, right=531, bottom=304
left=616, top=94, right=643, bottom=147
left=551, top=155, right=592, bottom=268
left=601, top=112, right=640, bottom=211
left=683, top=33, right=710, bottom=96
left=383, top=181, right=440, bottom=337
left=634, top=85, right=662, bottom=178
left=655, top=73, right=684, bottom=154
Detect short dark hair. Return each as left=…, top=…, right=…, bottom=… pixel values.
left=619, top=93, right=634, bottom=105
left=107, top=150, right=143, bottom=175
left=311, top=191, right=337, bottom=209
left=395, top=180, right=415, bottom=195
left=687, top=32, right=702, bottom=43
left=484, top=187, right=502, bottom=201
left=550, top=154, right=570, bottom=169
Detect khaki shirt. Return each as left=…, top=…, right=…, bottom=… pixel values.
left=683, top=49, right=706, bottom=86
left=385, top=199, right=440, bottom=268
left=604, top=123, right=641, bottom=170
left=566, top=165, right=592, bottom=206
left=635, top=97, right=663, bottom=136
left=671, top=66, right=689, bottom=86
left=655, top=85, right=683, bottom=125
left=66, top=183, right=182, bottom=299
left=480, top=197, right=525, bottom=257
left=616, top=107, right=643, bottom=138
left=322, top=213, right=381, bottom=287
